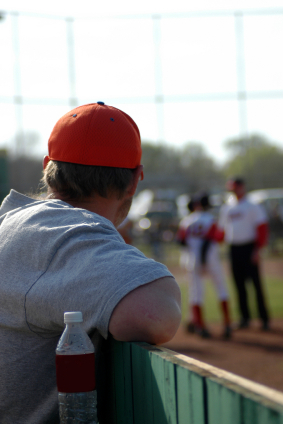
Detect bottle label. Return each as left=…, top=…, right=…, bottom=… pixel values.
left=56, top=353, right=95, bottom=393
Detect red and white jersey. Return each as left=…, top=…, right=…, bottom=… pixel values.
left=218, top=196, right=267, bottom=245
left=178, top=211, right=229, bottom=302
left=178, top=211, right=216, bottom=251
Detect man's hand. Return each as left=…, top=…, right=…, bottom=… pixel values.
left=109, top=276, right=181, bottom=345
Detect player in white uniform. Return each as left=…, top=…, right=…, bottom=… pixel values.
left=177, top=194, right=231, bottom=339
left=218, top=177, right=270, bottom=330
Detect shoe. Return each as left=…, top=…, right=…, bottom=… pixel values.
left=195, top=327, right=211, bottom=339
left=222, top=325, right=232, bottom=339
left=236, top=319, right=250, bottom=329
left=184, top=322, right=195, bottom=333
left=201, top=328, right=211, bottom=339
left=261, top=321, right=270, bottom=331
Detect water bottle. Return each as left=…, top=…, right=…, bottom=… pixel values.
left=56, top=311, right=98, bottom=424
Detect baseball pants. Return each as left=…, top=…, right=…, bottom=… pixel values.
left=230, top=242, right=269, bottom=323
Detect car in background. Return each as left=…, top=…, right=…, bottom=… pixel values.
left=129, top=189, right=179, bottom=244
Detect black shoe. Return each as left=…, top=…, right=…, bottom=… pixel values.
left=236, top=319, right=250, bottom=329
left=184, top=322, right=195, bottom=333
left=223, top=325, right=232, bottom=339
left=196, top=327, right=211, bottom=339
left=261, top=321, right=270, bottom=331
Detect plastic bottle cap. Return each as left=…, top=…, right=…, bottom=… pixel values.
left=64, top=311, right=83, bottom=323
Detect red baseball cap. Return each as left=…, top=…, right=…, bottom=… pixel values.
left=48, top=102, right=142, bottom=170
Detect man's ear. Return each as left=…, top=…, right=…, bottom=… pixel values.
left=127, top=165, right=144, bottom=197
left=43, top=156, right=50, bottom=169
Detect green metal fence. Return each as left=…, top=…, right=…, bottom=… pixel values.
left=97, top=338, right=283, bottom=424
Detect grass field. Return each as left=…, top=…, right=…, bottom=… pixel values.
left=135, top=241, right=283, bottom=324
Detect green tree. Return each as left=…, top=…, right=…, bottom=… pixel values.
left=140, top=141, right=224, bottom=195
left=8, top=155, right=43, bottom=195
left=180, top=142, right=224, bottom=193
left=223, top=135, right=283, bottom=190
left=141, top=142, right=180, bottom=175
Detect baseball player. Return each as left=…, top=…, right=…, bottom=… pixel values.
left=218, top=177, right=270, bottom=330
left=177, top=193, right=232, bottom=339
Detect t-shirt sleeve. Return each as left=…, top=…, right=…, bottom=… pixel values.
left=25, top=225, right=173, bottom=339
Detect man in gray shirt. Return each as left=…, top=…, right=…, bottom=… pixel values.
left=0, top=102, right=181, bottom=423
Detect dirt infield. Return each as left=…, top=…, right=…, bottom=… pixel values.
left=162, top=319, right=283, bottom=392
left=162, top=258, right=283, bottom=393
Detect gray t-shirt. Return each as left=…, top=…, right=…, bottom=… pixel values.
left=0, top=190, right=172, bottom=424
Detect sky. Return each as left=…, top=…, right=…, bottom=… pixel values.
left=0, top=0, right=283, bottom=164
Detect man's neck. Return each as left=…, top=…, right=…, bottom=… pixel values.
left=46, top=191, right=122, bottom=226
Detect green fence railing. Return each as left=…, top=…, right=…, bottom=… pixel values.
left=96, top=338, right=283, bottom=424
